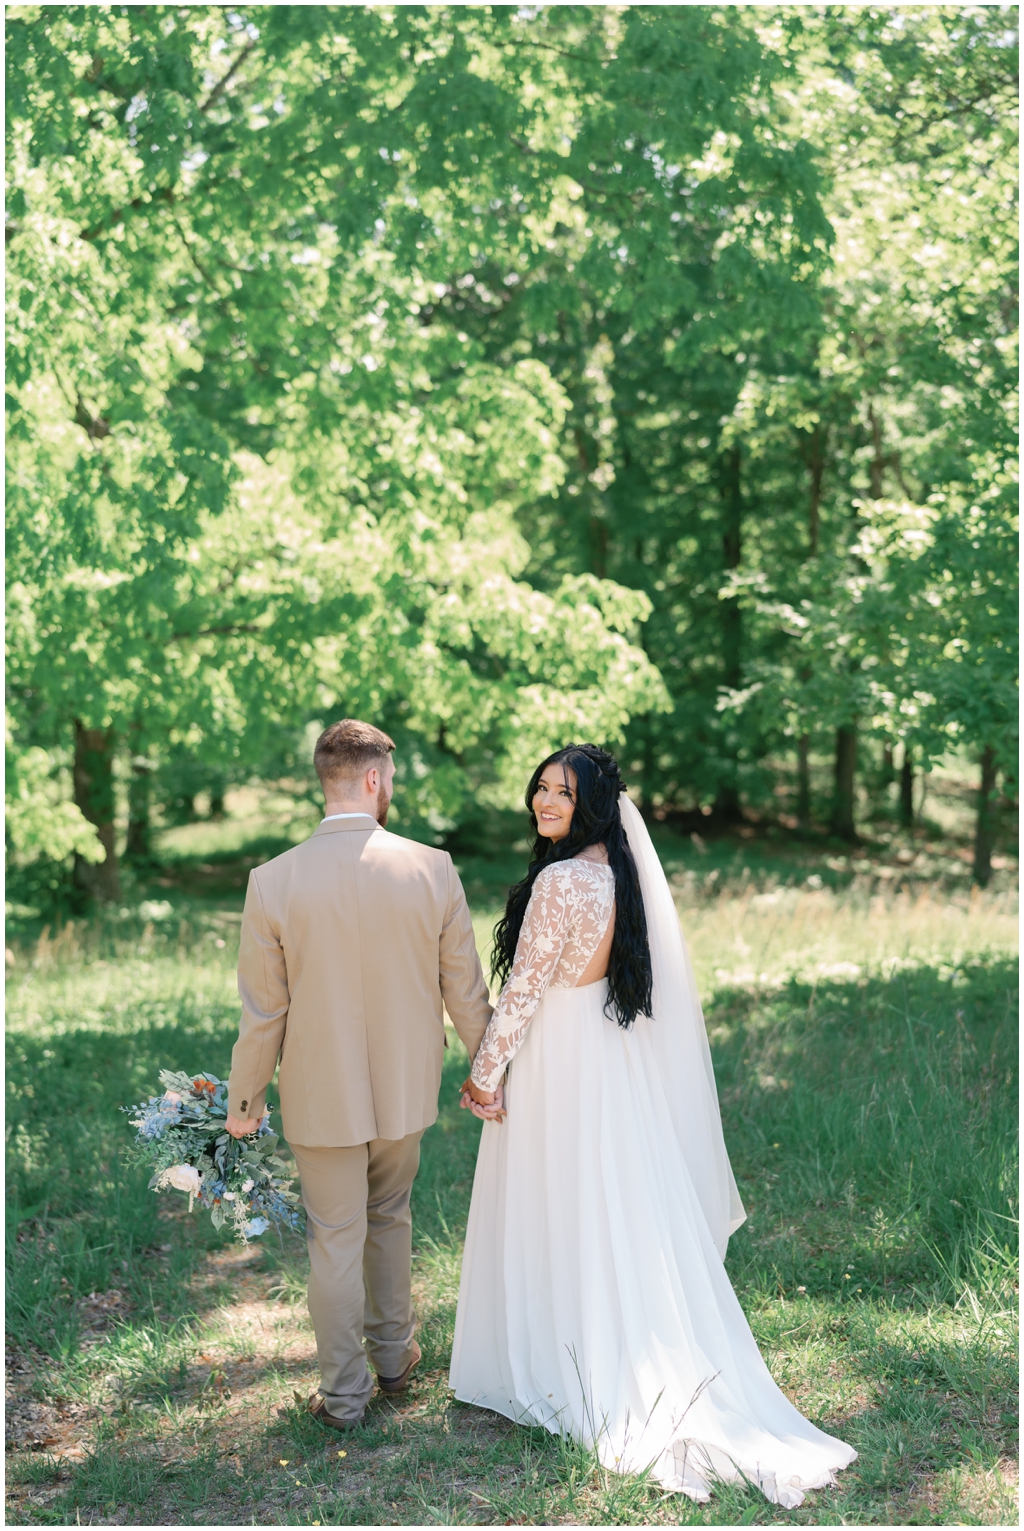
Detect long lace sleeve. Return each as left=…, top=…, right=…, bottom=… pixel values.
left=470, top=865, right=575, bottom=1092
left=470, top=860, right=614, bottom=1092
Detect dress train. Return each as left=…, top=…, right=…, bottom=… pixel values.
left=450, top=980, right=856, bottom=1507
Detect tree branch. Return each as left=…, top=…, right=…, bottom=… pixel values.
left=169, top=622, right=265, bottom=642
left=501, top=36, right=616, bottom=67
left=171, top=213, right=230, bottom=298
left=74, top=395, right=111, bottom=442
left=81, top=185, right=175, bottom=242
left=199, top=40, right=258, bottom=115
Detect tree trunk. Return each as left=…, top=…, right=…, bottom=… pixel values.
left=125, top=753, right=153, bottom=863
left=881, top=743, right=894, bottom=786
left=830, top=725, right=857, bottom=841
left=899, top=745, right=914, bottom=828
left=590, top=517, right=609, bottom=579
left=867, top=403, right=885, bottom=498
left=714, top=781, right=742, bottom=820
left=796, top=735, right=811, bottom=828
left=721, top=446, right=743, bottom=687
left=73, top=722, right=120, bottom=900
left=972, top=745, right=999, bottom=888
left=806, top=425, right=825, bottom=556
left=797, top=419, right=822, bottom=826
left=714, top=445, right=743, bottom=821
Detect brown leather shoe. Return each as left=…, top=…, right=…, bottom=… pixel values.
left=376, top=1340, right=421, bottom=1395
left=308, top=1395, right=364, bottom=1431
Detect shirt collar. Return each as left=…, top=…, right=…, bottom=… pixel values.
left=321, top=812, right=377, bottom=824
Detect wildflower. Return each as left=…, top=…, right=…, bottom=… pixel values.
left=797, top=1285, right=806, bottom=1294
left=337, top=1451, right=347, bottom=1458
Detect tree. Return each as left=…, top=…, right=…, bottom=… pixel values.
left=6, top=5, right=667, bottom=898
left=712, top=6, right=1017, bottom=846
left=455, top=6, right=834, bottom=813
left=7, top=5, right=1014, bottom=897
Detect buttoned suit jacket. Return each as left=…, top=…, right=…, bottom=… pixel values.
left=227, top=815, right=492, bottom=1146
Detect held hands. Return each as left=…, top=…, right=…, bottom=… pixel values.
left=459, top=1075, right=506, bottom=1124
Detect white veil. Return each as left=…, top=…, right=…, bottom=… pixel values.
left=619, top=794, right=746, bottom=1257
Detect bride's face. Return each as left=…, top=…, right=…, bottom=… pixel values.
left=533, top=765, right=577, bottom=842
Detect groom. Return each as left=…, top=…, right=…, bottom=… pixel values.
left=225, top=719, right=492, bottom=1427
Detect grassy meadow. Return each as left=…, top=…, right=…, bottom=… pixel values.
left=5, top=800, right=1019, bottom=1527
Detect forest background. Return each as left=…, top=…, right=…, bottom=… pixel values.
left=6, top=3, right=1018, bottom=916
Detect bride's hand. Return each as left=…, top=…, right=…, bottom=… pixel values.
left=459, top=1077, right=506, bottom=1123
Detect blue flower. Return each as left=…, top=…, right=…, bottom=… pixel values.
left=134, top=1094, right=184, bottom=1140
left=245, top=1217, right=270, bottom=1237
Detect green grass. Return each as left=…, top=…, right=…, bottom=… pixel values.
left=5, top=847, right=1018, bottom=1526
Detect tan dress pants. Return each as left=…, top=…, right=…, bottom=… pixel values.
left=290, top=1132, right=423, bottom=1419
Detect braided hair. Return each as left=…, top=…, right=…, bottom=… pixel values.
left=492, top=744, right=653, bottom=1030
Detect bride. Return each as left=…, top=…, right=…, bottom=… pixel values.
left=449, top=743, right=856, bottom=1507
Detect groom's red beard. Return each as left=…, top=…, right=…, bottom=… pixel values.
left=376, top=783, right=390, bottom=827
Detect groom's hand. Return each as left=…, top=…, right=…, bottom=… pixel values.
left=226, top=1112, right=263, bottom=1139
left=459, top=1077, right=506, bottom=1123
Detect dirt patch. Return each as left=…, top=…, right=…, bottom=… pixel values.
left=5, top=1344, right=94, bottom=1456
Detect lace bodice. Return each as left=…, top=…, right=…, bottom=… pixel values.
left=470, top=858, right=615, bottom=1092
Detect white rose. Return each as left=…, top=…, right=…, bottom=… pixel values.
left=158, top=1164, right=202, bottom=1195
left=223, top=1191, right=236, bottom=1201
left=241, top=1179, right=254, bottom=1194
left=162, top=1091, right=183, bottom=1105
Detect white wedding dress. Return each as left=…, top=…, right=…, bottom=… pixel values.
left=449, top=797, right=856, bottom=1506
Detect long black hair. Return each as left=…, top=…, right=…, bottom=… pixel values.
left=492, top=743, right=653, bottom=1030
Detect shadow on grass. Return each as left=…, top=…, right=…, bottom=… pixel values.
left=6, top=954, right=1018, bottom=1525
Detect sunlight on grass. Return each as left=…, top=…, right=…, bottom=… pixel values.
left=471, top=882, right=1018, bottom=999
left=680, top=884, right=1018, bottom=995
left=5, top=869, right=1018, bottom=1526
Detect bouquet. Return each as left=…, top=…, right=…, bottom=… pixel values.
left=123, top=1070, right=304, bottom=1243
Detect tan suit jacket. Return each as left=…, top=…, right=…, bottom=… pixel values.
left=227, top=816, right=492, bottom=1146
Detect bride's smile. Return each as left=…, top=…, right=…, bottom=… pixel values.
left=533, top=768, right=577, bottom=840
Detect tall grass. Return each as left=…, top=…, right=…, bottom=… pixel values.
left=5, top=875, right=1018, bottom=1526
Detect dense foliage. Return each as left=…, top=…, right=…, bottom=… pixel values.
left=6, top=4, right=1017, bottom=904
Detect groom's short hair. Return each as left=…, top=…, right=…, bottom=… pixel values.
left=314, top=719, right=395, bottom=793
